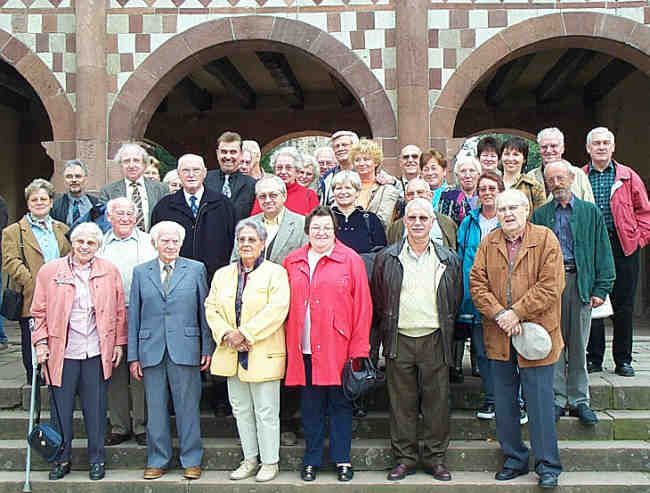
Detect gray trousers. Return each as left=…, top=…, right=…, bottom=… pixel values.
left=553, top=272, right=592, bottom=408
left=108, top=351, right=146, bottom=435
left=143, top=351, right=203, bottom=469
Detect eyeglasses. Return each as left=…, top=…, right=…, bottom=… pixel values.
left=401, top=154, right=419, bottom=160
left=496, top=204, right=523, bottom=214
left=179, top=168, right=203, bottom=176
left=405, top=215, right=431, bottom=223
left=478, top=186, right=498, bottom=193
left=309, top=226, right=334, bottom=233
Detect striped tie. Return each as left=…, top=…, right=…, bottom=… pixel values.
left=222, top=175, right=232, bottom=198
left=130, top=182, right=145, bottom=231
left=189, top=196, right=198, bottom=217
left=163, top=264, right=172, bottom=295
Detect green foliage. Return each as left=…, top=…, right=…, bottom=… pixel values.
left=149, top=145, right=177, bottom=177
left=260, top=152, right=272, bottom=173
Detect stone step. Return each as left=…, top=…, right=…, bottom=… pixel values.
left=6, top=371, right=650, bottom=412
left=3, top=409, right=648, bottom=441
left=1, top=439, right=649, bottom=472
left=2, top=470, right=649, bottom=493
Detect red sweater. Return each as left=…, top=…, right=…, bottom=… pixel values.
left=250, top=181, right=319, bottom=216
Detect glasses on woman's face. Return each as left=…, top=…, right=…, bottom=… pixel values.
left=309, top=225, right=334, bottom=233
left=478, top=185, right=498, bottom=193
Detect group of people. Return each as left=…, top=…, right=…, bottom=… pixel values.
left=4, top=125, right=649, bottom=490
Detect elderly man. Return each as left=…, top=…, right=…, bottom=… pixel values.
left=204, top=131, right=256, bottom=222
left=100, top=143, right=169, bottom=231
left=531, top=161, right=615, bottom=424
left=583, top=127, right=650, bottom=377
left=232, top=175, right=307, bottom=264
left=51, top=159, right=105, bottom=230
left=371, top=197, right=462, bottom=482
left=314, top=146, right=337, bottom=178
left=378, top=144, right=422, bottom=200
left=250, top=147, right=319, bottom=216
left=151, top=153, right=236, bottom=283
left=128, top=221, right=214, bottom=480
left=99, top=197, right=157, bottom=446
left=386, top=178, right=457, bottom=249
left=470, top=189, right=564, bottom=489
left=320, top=130, right=359, bottom=206
left=526, top=128, right=594, bottom=203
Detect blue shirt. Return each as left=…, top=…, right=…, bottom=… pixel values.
left=26, top=214, right=60, bottom=263
left=553, top=196, right=575, bottom=264
left=65, top=194, right=92, bottom=229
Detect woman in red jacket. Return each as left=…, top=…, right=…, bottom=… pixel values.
left=283, top=206, right=372, bottom=483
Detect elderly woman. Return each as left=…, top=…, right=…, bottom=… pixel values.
left=31, top=222, right=126, bottom=481
left=439, top=155, right=482, bottom=226
left=500, top=136, right=545, bottom=215
left=297, top=154, right=320, bottom=193
left=162, top=169, right=182, bottom=194
left=283, top=206, right=372, bottom=483
left=242, top=140, right=264, bottom=180
left=348, top=138, right=399, bottom=228
left=250, top=147, right=319, bottom=216
left=144, top=157, right=161, bottom=181
left=420, top=149, right=450, bottom=211
left=2, top=178, right=70, bottom=384
left=206, top=220, right=290, bottom=482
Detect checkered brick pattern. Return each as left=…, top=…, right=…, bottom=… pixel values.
left=108, top=0, right=389, bottom=7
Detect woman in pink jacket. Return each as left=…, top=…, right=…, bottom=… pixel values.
left=31, top=222, right=126, bottom=482
left=283, top=206, right=372, bottom=483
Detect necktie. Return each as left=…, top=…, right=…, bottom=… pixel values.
left=130, top=182, right=145, bottom=231
left=163, top=264, right=172, bottom=295
left=222, top=175, right=232, bottom=198
left=71, top=199, right=80, bottom=225
left=189, top=195, right=198, bottom=217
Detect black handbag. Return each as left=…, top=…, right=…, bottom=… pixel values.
left=342, top=357, right=385, bottom=402
left=27, top=362, right=65, bottom=463
left=0, top=227, right=25, bottom=321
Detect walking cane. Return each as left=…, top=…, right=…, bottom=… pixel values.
left=23, top=342, right=37, bottom=492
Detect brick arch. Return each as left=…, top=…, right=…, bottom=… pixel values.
left=0, top=30, right=74, bottom=140
left=430, top=12, right=650, bottom=140
left=108, top=15, right=397, bottom=156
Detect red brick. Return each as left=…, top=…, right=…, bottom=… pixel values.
left=385, top=68, right=396, bottom=90
left=429, top=68, right=442, bottom=90
left=135, top=34, right=150, bottom=53
left=162, top=15, right=177, bottom=34
left=443, top=49, right=456, bottom=69
left=327, top=12, right=340, bottom=33
left=35, top=33, right=49, bottom=53
left=105, top=34, right=117, bottom=54
left=450, top=10, right=469, bottom=29
left=120, top=53, right=134, bottom=72
left=460, top=29, right=475, bottom=49
left=356, top=11, right=375, bottom=30
left=428, top=29, right=439, bottom=48
left=42, top=14, right=57, bottom=33
left=350, top=31, right=364, bottom=50
left=370, top=48, right=382, bottom=69
left=65, top=33, right=75, bottom=52
left=66, top=72, right=75, bottom=93
left=129, top=14, right=143, bottom=33
left=52, top=52, right=63, bottom=72
left=385, top=28, right=395, bottom=48
left=488, top=10, right=507, bottom=28
left=644, top=7, right=650, bottom=24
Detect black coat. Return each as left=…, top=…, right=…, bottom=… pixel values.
left=151, top=187, right=236, bottom=282
left=51, top=193, right=103, bottom=227
left=204, top=169, right=256, bottom=223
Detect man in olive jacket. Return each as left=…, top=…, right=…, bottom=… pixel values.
left=370, top=198, right=462, bottom=482
left=531, top=160, right=615, bottom=426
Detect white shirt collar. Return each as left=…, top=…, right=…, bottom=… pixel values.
left=183, top=187, right=204, bottom=207
left=159, top=259, right=176, bottom=272
left=125, top=176, right=146, bottom=188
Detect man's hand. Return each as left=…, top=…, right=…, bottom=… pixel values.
left=130, top=361, right=143, bottom=381
left=35, top=343, right=50, bottom=363
left=376, top=169, right=396, bottom=186
left=496, top=309, right=520, bottom=335
left=112, top=345, right=123, bottom=368
left=223, top=330, right=246, bottom=348
left=200, top=355, right=211, bottom=371
left=590, top=296, right=604, bottom=308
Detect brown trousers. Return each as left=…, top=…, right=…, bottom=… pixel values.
left=386, top=330, right=450, bottom=468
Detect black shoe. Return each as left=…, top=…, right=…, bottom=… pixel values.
left=89, top=463, right=105, bottom=481
left=49, top=462, right=71, bottom=480
left=587, top=361, right=602, bottom=373
left=105, top=433, right=130, bottom=446
left=353, top=407, right=367, bottom=418
left=301, top=465, right=317, bottom=481
left=554, top=405, right=566, bottom=423
left=538, top=472, right=559, bottom=489
left=134, top=433, right=147, bottom=446
left=495, top=467, right=528, bottom=480
left=387, top=463, right=415, bottom=481
left=569, top=403, right=598, bottom=426
left=471, top=366, right=480, bottom=378
left=449, top=367, right=464, bottom=384
left=337, top=465, right=354, bottom=481
left=615, top=363, right=635, bottom=377
left=476, top=402, right=495, bottom=420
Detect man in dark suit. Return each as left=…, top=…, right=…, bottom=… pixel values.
left=151, top=153, right=236, bottom=283
left=51, top=159, right=105, bottom=230
left=204, top=131, right=256, bottom=222
left=128, top=220, right=214, bottom=480
left=100, top=143, right=168, bottom=231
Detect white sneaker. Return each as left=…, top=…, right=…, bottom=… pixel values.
left=255, top=463, right=279, bottom=482
left=230, top=459, right=259, bottom=480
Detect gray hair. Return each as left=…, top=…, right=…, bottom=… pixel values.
left=331, top=169, right=362, bottom=192
left=114, top=142, right=148, bottom=163
left=177, top=153, right=206, bottom=170
left=255, top=175, right=287, bottom=196
left=106, top=197, right=135, bottom=216
left=62, top=159, right=89, bottom=176
left=406, top=177, right=430, bottom=192
left=537, top=127, right=564, bottom=145
left=496, top=189, right=530, bottom=211
left=70, top=222, right=104, bottom=248
left=454, top=154, right=481, bottom=176
left=303, top=154, right=320, bottom=182
left=543, top=159, right=574, bottom=177
left=24, top=178, right=55, bottom=201
left=242, top=140, right=261, bottom=161
left=235, top=219, right=268, bottom=244
left=586, top=127, right=615, bottom=146
left=271, top=146, right=303, bottom=171
left=405, top=197, right=435, bottom=218
left=150, top=221, right=186, bottom=246
left=163, top=169, right=179, bottom=184
left=329, top=130, right=359, bottom=147
left=314, top=146, right=336, bottom=161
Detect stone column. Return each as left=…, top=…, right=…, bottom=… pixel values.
left=395, top=0, right=429, bottom=152
left=75, top=0, right=107, bottom=192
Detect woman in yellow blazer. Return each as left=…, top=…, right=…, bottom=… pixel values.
left=205, top=219, right=289, bottom=483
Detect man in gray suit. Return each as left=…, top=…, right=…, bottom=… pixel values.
left=100, top=143, right=168, bottom=231
left=128, top=220, right=214, bottom=481
left=231, top=175, right=307, bottom=265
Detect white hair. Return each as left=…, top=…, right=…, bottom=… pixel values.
left=329, top=130, right=359, bottom=147
left=70, top=222, right=104, bottom=248
left=150, top=221, right=186, bottom=246
left=496, top=189, right=530, bottom=211
left=163, top=169, right=179, bottom=184
left=114, top=143, right=148, bottom=163
left=106, top=197, right=135, bottom=216
left=454, top=155, right=481, bottom=176
left=543, top=159, right=575, bottom=177
left=537, top=127, right=564, bottom=145
left=406, top=177, right=430, bottom=192
left=405, top=197, right=435, bottom=218
left=314, top=146, right=336, bottom=161
left=271, top=146, right=303, bottom=171
left=586, top=127, right=615, bottom=146
left=331, top=170, right=362, bottom=192
left=177, top=153, right=206, bottom=170
left=255, top=175, right=287, bottom=195
left=235, top=219, right=268, bottom=243
left=242, top=140, right=261, bottom=161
